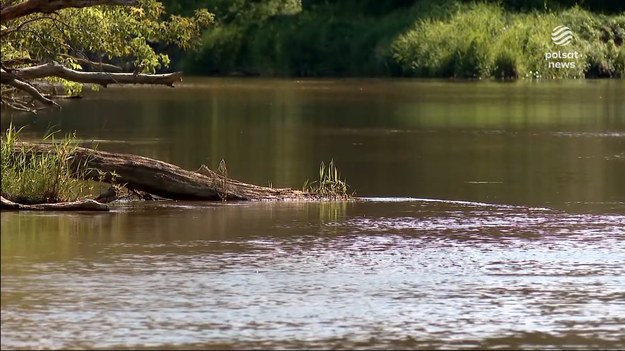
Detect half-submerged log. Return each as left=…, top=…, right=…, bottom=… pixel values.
left=1, top=196, right=109, bottom=211
left=13, top=143, right=316, bottom=201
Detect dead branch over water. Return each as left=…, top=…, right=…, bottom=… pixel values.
left=1, top=195, right=109, bottom=211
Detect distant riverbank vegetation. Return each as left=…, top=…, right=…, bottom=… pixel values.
left=165, top=0, right=624, bottom=79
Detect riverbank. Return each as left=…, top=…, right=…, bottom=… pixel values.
left=182, top=1, right=624, bottom=79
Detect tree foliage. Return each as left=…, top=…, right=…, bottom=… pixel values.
left=1, top=0, right=213, bottom=112
left=161, top=0, right=300, bottom=24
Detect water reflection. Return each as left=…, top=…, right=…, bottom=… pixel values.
left=2, top=79, right=624, bottom=210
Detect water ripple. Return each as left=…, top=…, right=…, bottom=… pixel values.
left=2, top=200, right=624, bottom=349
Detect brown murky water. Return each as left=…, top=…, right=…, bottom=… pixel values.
left=1, top=79, right=624, bottom=349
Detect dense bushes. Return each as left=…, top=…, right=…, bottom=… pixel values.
left=181, top=0, right=625, bottom=79
left=390, top=5, right=617, bottom=79
left=181, top=0, right=451, bottom=76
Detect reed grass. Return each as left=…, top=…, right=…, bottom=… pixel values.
left=303, top=159, right=351, bottom=199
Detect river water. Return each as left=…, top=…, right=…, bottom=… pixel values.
left=1, top=79, right=624, bottom=349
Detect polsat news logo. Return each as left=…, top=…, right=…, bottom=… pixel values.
left=545, top=24, right=579, bottom=69
left=551, top=25, right=574, bottom=46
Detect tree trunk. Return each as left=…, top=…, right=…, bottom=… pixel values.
left=12, top=143, right=315, bottom=201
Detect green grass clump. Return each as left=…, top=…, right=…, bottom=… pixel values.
left=1, top=124, right=90, bottom=204
left=303, top=159, right=351, bottom=199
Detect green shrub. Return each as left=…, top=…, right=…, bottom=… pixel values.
left=185, top=25, right=246, bottom=75
left=492, top=48, right=519, bottom=79
left=391, top=3, right=504, bottom=78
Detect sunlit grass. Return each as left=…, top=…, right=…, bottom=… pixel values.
left=390, top=4, right=624, bottom=79
left=1, top=124, right=91, bottom=204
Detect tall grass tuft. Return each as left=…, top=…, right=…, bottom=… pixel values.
left=303, top=159, right=351, bottom=199
left=1, top=124, right=90, bottom=204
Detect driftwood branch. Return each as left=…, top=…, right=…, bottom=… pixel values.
left=1, top=195, right=109, bottom=211
left=13, top=62, right=183, bottom=87
left=1, top=0, right=139, bottom=23
left=13, top=143, right=314, bottom=201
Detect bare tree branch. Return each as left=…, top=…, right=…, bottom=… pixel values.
left=62, top=54, right=123, bottom=72
left=0, top=14, right=49, bottom=36
left=1, top=0, right=139, bottom=23
left=13, top=62, right=183, bottom=86
left=1, top=58, right=39, bottom=66
left=1, top=96, right=36, bottom=112
left=1, top=67, right=59, bottom=107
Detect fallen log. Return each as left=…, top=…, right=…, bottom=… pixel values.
left=1, top=196, right=109, bottom=211
left=12, top=143, right=317, bottom=201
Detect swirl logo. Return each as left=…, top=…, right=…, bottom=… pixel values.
left=551, top=25, right=573, bottom=46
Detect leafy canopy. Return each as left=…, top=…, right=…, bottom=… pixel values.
left=1, top=0, right=213, bottom=103
left=1, top=0, right=213, bottom=71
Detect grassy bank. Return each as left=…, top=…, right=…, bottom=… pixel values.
left=1, top=126, right=89, bottom=204
left=391, top=4, right=624, bottom=78
left=182, top=1, right=624, bottom=79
